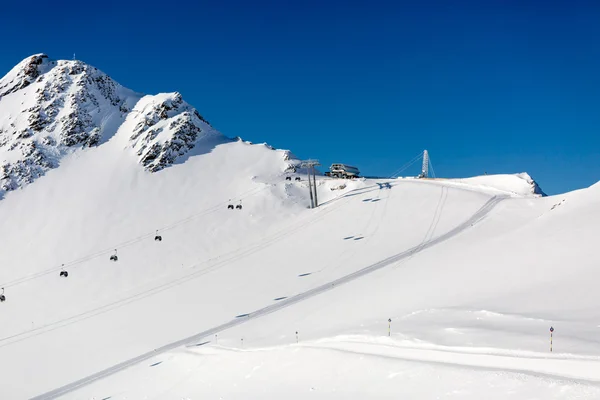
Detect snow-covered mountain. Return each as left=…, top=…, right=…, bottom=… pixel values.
left=0, top=54, right=231, bottom=197
left=0, top=54, right=597, bottom=400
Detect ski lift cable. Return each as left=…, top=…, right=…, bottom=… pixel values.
left=3, top=176, right=281, bottom=290
left=0, top=186, right=357, bottom=345
left=388, top=152, right=423, bottom=178
left=0, top=186, right=358, bottom=345
left=6, top=184, right=270, bottom=287
left=3, top=191, right=257, bottom=287
left=389, top=152, right=422, bottom=177
left=429, top=159, right=437, bottom=179
left=0, top=183, right=273, bottom=289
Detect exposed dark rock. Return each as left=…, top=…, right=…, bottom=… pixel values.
left=0, top=55, right=136, bottom=196
left=139, top=113, right=202, bottom=172
left=0, top=54, right=48, bottom=97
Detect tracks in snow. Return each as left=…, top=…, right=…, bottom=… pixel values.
left=304, top=338, right=600, bottom=385
left=32, top=193, right=506, bottom=400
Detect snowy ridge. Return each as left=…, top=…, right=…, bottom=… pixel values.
left=442, top=172, right=546, bottom=197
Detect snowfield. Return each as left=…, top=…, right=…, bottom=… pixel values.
left=0, top=55, right=598, bottom=400
left=441, top=172, right=546, bottom=197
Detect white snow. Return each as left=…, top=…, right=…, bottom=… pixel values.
left=0, top=158, right=597, bottom=399
left=0, top=56, right=598, bottom=400
left=66, top=341, right=600, bottom=400
left=441, top=172, right=546, bottom=197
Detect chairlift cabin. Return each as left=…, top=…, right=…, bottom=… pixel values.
left=110, top=249, right=118, bottom=262
left=295, top=177, right=301, bottom=181
left=285, top=176, right=292, bottom=181
left=59, top=264, right=68, bottom=277
left=236, top=201, right=242, bottom=210
left=0, top=288, right=5, bottom=302
left=154, top=230, right=162, bottom=241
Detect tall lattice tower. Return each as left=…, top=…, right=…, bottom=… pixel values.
left=420, top=150, right=429, bottom=178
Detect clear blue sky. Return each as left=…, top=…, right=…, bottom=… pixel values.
left=1, top=0, right=599, bottom=194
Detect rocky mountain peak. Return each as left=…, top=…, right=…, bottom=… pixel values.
left=0, top=54, right=225, bottom=198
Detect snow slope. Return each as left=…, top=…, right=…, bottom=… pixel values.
left=53, top=176, right=600, bottom=400
left=0, top=151, right=496, bottom=397
left=0, top=152, right=597, bottom=399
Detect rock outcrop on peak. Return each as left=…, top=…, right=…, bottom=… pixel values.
left=0, top=54, right=50, bottom=97
left=514, top=172, right=546, bottom=197
left=127, top=92, right=223, bottom=172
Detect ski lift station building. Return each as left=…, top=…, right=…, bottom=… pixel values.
left=326, top=163, right=360, bottom=178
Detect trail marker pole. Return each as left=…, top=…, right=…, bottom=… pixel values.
left=388, top=318, right=392, bottom=337
left=296, top=331, right=299, bottom=344
left=312, top=168, right=318, bottom=207
left=307, top=165, right=314, bottom=208
left=215, top=334, right=218, bottom=345
left=550, top=326, right=554, bottom=352
left=241, top=338, right=244, bottom=348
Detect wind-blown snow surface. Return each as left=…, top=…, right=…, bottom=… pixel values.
left=0, top=133, right=598, bottom=400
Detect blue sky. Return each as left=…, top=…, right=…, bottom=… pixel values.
left=1, top=0, right=599, bottom=194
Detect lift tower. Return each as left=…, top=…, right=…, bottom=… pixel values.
left=301, top=159, right=320, bottom=208
left=419, top=150, right=429, bottom=178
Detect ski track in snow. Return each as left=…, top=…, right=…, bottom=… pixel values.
left=32, top=192, right=506, bottom=399
left=304, top=339, right=600, bottom=385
